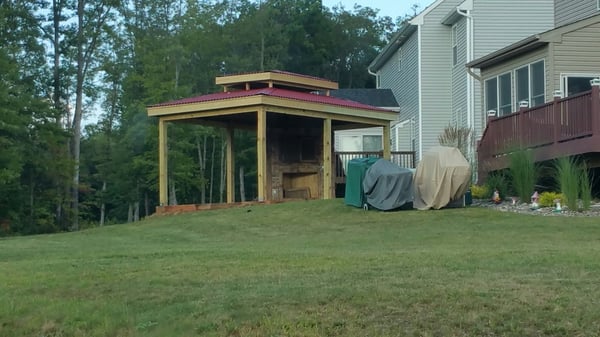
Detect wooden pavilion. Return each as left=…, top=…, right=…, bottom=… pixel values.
left=147, top=71, right=397, bottom=212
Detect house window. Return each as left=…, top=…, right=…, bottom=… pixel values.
left=561, top=74, right=600, bottom=96
left=485, top=77, right=498, bottom=115
left=499, top=73, right=512, bottom=115
left=363, top=135, right=383, bottom=151
left=484, top=72, right=512, bottom=117
left=452, top=25, right=458, bottom=66
left=514, top=60, right=545, bottom=108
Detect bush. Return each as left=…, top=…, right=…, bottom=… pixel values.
left=539, top=192, right=564, bottom=208
left=470, top=185, right=489, bottom=199
left=555, top=156, right=591, bottom=211
left=485, top=172, right=509, bottom=200
left=509, top=149, right=537, bottom=203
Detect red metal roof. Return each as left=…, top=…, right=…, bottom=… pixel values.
left=149, top=87, right=390, bottom=112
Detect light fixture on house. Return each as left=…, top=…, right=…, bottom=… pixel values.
left=591, top=78, right=600, bottom=86
left=519, top=100, right=529, bottom=108
left=552, top=90, right=563, bottom=98
left=487, top=110, right=496, bottom=117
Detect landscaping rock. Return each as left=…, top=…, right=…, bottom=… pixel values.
left=472, top=199, right=600, bottom=217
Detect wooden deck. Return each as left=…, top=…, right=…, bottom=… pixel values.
left=478, top=85, right=600, bottom=179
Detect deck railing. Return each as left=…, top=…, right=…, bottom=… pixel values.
left=334, top=150, right=416, bottom=183
left=478, top=85, right=600, bottom=174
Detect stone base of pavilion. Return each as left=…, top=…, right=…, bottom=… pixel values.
left=155, top=199, right=306, bottom=216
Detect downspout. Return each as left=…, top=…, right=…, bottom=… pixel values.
left=417, top=24, right=423, bottom=161
left=367, top=67, right=379, bottom=88
left=456, top=7, right=474, bottom=163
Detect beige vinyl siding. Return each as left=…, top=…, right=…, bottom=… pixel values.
left=380, top=31, right=420, bottom=153
left=555, top=0, right=599, bottom=26
left=552, top=21, right=600, bottom=90
left=451, top=17, right=468, bottom=129
left=479, top=47, right=550, bottom=113
left=419, top=0, right=462, bottom=157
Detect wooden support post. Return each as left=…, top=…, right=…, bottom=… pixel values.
left=382, top=123, right=391, bottom=160
left=158, top=118, right=168, bottom=206
left=257, top=108, right=267, bottom=201
left=226, top=126, right=235, bottom=204
left=591, top=81, right=600, bottom=136
left=322, top=118, right=333, bottom=199
left=553, top=93, right=562, bottom=145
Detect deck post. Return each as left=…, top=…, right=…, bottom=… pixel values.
left=257, top=108, right=267, bottom=202
left=519, top=101, right=529, bottom=148
left=553, top=91, right=562, bottom=145
left=322, top=118, right=333, bottom=199
left=158, top=118, right=168, bottom=206
left=226, top=126, right=235, bottom=204
left=591, top=80, right=600, bottom=135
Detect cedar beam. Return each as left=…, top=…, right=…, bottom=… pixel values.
left=257, top=108, right=267, bottom=201
left=158, top=118, right=168, bottom=206
left=226, top=126, right=235, bottom=204
left=323, top=118, right=333, bottom=199
left=383, top=123, right=391, bottom=160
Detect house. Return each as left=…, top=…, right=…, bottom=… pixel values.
left=467, top=14, right=600, bottom=175
left=329, top=89, right=400, bottom=152
left=555, top=0, right=600, bottom=27
left=368, top=0, right=555, bottom=164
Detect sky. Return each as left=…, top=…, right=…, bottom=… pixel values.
left=322, top=0, right=436, bottom=20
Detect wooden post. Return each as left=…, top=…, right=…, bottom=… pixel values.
left=322, top=118, right=332, bottom=199
left=591, top=80, right=600, bottom=136
left=257, top=108, right=267, bottom=201
left=553, top=91, right=562, bottom=145
left=382, top=123, right=391, bottom=160
left=518, top=101, right=529, bottom=148
left=158, top=118, right=168, bottom=206
left=226, top=126, right=235, bottom=204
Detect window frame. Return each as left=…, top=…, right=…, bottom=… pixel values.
left=484, top=71, right=513, bottom=117
left=560, top=72, right=600, bottom=96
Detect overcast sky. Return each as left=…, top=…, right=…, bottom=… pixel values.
left=322, top=0, right=436, bottom=20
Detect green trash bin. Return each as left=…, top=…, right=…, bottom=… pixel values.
left=344, top=157, right=380, bottom=208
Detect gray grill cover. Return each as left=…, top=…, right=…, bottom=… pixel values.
left=362, top=159, right=414, bottom=211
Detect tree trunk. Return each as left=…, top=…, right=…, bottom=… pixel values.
left=196, top=134, right=207, bottom=204
left=209, top=136, right=216, bottom=203
left=239, top=166, right=246, bottom=202
left=134, top=201, right=140, bottom=222
left=127, top=203, right=133, bottom=223
left=219, top=137, right=226, bottom=203
left=99, top=180, right=106, bottom=226
left=169, top=178, right=178, bottom=205
left=144, top=192, right=149, bottom=218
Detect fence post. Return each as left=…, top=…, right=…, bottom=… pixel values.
left=553, top=90, right=563, bottom=145
left=591, top=79, right=600, bottom=136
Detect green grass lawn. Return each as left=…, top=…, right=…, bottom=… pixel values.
left=2, top=200, right=600, bottom=337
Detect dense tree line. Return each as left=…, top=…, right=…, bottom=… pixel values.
left=0, top=0, right=398, bottom=235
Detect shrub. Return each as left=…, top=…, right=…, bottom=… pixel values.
left=470, top=185, right=489, bottom=199
left=509, top=149, right=537, bottom=203
left=538, top=192, right=564, bottom=208
left=485, top=172, right=509, bottom=200
left=438, top=124, right=472, bottom=160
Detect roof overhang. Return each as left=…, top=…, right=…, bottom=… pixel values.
left=441, top=0, right=473, bottom=25
left=368, top=24, right=417, bottom=72
left=216, top=70, right=338, bottom=92
left=466, top=36, right=547, bottom=69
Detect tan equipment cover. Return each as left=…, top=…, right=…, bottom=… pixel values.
left=413, top=146, right=471, bottom=210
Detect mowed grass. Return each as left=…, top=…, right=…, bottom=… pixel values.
left=2, top=200, right=600, bottom=337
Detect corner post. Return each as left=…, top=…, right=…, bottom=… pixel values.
left=158, top=118, right=168, bottom=206
left=382, top=123, right=391, bottom=160
left=591, top=79, right=600, bottom=136
left=322, top=118, right=333, bottom=199
left=226, top=126, right=235, bottom=204
left=552, top=90, right=563, bottom=145
left=257, top=108, right=267, bottom=201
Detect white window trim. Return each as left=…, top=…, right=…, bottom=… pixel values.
left=560, top=72, right=600, bottom=96
left=484, top=71, right=513, bottom=117
left=513, top=58, right=546, bottom=108
left=597, top=0, right=600, bottom=10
